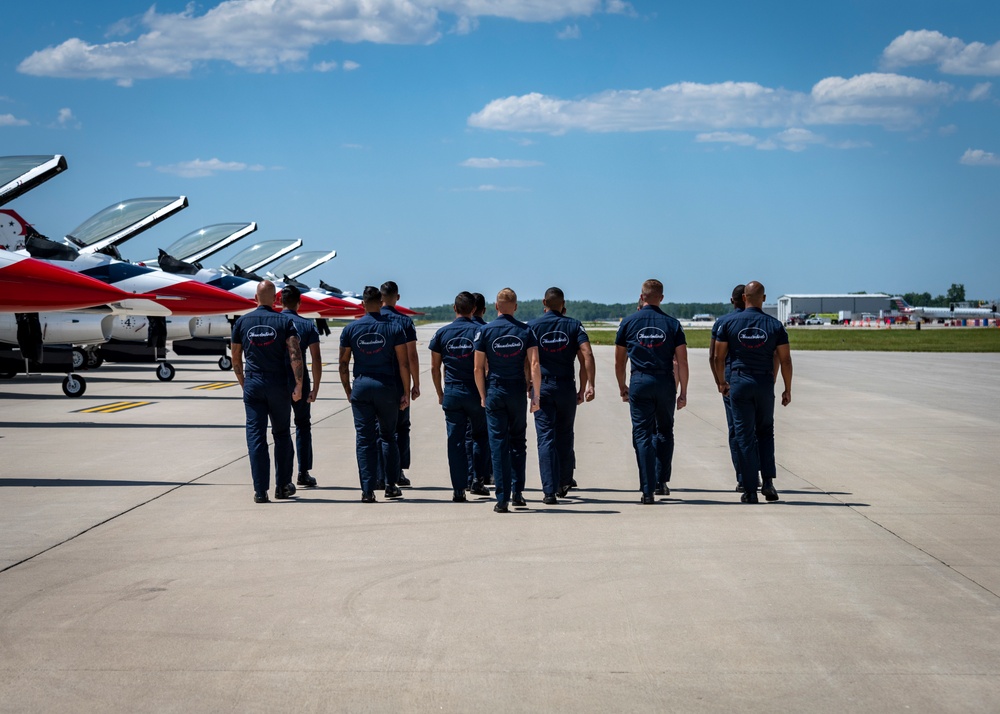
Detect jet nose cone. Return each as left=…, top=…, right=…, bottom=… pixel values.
left=150, top=280, right=256, bottom=315
left=0, top=255, right=134, bottom=311
left=317, top=295, right=365, bottom=319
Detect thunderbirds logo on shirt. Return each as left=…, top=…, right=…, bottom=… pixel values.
left=540, top=330, right=570, bottom=352
left=636, top=327, right=666, bottom=348
left=357, top=333, right=386, bottom=355
left=446, top=336, right=475, bottom=359
left=247, top=325, right=277, bottom=347
left=738, top=327, right=768, bottom=349
left=492, top=335, right=524, bottom=359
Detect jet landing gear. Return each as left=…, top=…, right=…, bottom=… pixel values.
left=62, top=373, right=87, bottom=397
left=218, top=354, right=232, bottom=371
left=155, top=361, right=176, bottom=381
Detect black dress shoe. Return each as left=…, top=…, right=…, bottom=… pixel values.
left=557, top=485, right=571, bottom=498
left=254, top=491, right=270, bottom=503
left=761, top=485, right=780, bottom=502
left=542, top=495, right=558, bottom=505
left=484, top=475, right=494, bottom=485
left=397, top=473, right=411, bottom=487
left=494, top=502, right=509, bottom=513
left=296, top=472, right=317, bottom=488
left=640, top=495, right=655, bottom=505
left=512, top=492, right=527, bottom=507
left=735, top=484, right=744, bottom=492
left=375, top=480, right=386, bottom=490
left=453, top=491, right=467, bottom=502
left=469, top=481, right=490, bottom=496
left=662, top=484, right=670, bottom=496
left=385, top=484, right=403, bottom=499
left=570, top=478, right=578, bottom=488
left=654, top=486, right=665, bottom=496
left=361, top=491, right=376, bottom=503
left=274, top=484, right=296, bottom=499
left=741, top=492, right=759, bottom=504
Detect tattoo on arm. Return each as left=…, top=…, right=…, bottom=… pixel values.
left=287, top=336, right=304, bottom=382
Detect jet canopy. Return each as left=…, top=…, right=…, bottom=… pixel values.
left=67, top=196, right=188, bottom=254
left=265, top=249, right=337, bottom=282
left=150, top=222, right=257, bottom=265
left=223, top=239, right=301, bottom=274
left=0, top=155, right=67, bottom=207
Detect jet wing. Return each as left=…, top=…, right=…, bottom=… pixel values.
left=0, top=155, right=68, bottom=207
left=71, top=196, right=188, bottom=254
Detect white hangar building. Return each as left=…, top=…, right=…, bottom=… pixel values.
left=776, top=294, right=893, bottom=323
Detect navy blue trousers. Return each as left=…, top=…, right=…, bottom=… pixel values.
left=533, top=377, right=577, bottom=497
left=728, top=370, right=776, bottom=487
left=721, top=390, right=742, bottom=487
left=243, top=374, right=293, bottom=494
left=292, top=377, right=312, bottom=473
left=628, top=372, right=675, bottom=498
left=442, top=382, right=488, bottom=493
left=351, top=376, right=400, bottom=494
left=485, top=380, right=527, bottom=504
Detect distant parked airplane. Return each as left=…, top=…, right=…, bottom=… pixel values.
left=892, top=296, right=999, bottom=322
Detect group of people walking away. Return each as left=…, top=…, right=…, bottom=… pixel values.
left=233, top=277, right=793, bottom=510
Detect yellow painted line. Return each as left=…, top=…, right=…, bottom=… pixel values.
left=190, top=382, right=239, bottom=391
left=76, top=401, right=154, bottom=414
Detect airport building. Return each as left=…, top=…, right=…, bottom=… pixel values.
left=776, top=294, right=892, bottom=323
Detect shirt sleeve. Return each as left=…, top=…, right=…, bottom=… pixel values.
left=524, top=326, right=538, bottom=349
left=231, top=318, right=242, bottom=345
left=675, top=324, right=687, bottom=346
left=576, top=322, right=589, bottom=346
left=428, top=329, right=442, bottom=353
left=775, top=323, right=789, bottom=347
left=403, top=317, right=417, bottom=343
left=614, top=319, right=627, bottom=347
left=339, top=325, right=351, bottom=349
left=474, top=326, right=487, bottom=353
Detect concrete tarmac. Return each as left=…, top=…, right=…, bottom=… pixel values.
left=1, top=332, right=999, bottom=713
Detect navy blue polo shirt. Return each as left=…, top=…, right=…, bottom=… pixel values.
left=527, top=310, right=589, bottom=380
left=285, top=309, right=320, bottom=386
left=711, top=307, right=743, bottom=380
left=714, top=307, right=788, bottom=375
left=340, top=312, right=407, bottom=379
left=232, top=306, right=297, bottom=376
left=428, top=316, right=480, bottom=386
left=475, top=313, right=537, bottom=382
left=615, top=304, right=686, bottom=375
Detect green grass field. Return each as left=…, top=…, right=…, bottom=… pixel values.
left=585, top=327, right=1000, bottom=352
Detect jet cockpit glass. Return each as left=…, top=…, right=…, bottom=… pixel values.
left=163, top=223, right=255, bottom=262
left=265, top=250, right=337, bottom=281
left=0, top=155, right=67, bottom=207
left=222, top=239, right=300, bottom=273
left=66, top=197, right=184, bottom=247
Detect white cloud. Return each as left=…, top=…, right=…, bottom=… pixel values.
left=773, top=127, right=824, bottom=152
left=557, top=24, right=581, bottom=40
left=604, top=0, right=637, bottom=17
left=313, top=60, right=338, bottom=72
left=882, top=30, right=1000, bottom=76
left=155, top=158, right=266, bottom=178
left=939, top=124, right=958, bottom=136
left=18, top=0, right=617, bottom=83
left=968, top=82, right=992, bottom=101
left=469, top=74, right=953, bottom=135
left=461, top=157, right=543, bottom=168
left=695, top=132, right=758, bottom=146
left=342, top=143, right=365, bottom=149
left=54, top=107, right=80, bottom=129
left=0, top=113, right=29, bottom=127
left=959, top=149, right=1000, bottom=167
left=136, top=161, right=152, bottom=167
left=453, top=184, right=526, bottom=192
left=343, top=60, right=360, bottom=71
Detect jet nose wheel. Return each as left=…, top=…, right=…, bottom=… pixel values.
left=218, top=355, right=233, bottom=371
left=71, top=348, right=86, bottom=371
left=62, top=374, right=87, bottom=398
left=156, top=362, right=176, bottom=381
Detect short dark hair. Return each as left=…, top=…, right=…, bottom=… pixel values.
left=380, top=281, right=399, bottom=298
left=731, top=284, right=746, bottom=302
left=473, top=292, right=486, bottom=314
left=543, top=287, right=565, bottom=309
left=362, top=285, right=382, bottom=305
left=280, top=284, right=301, bottom=308
left=454, top=291, right=476, bottom=315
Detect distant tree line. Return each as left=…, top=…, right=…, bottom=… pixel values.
left=412, top=298, right=734, bottom=322
left=897, top=283, right=970, bottom=308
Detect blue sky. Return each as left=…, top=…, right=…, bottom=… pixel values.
left=2, top=0, right=999, bottom=306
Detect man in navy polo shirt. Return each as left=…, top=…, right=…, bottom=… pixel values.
left=709, top=284, right=746, bottom=492
left=467, top=292, right=493, bottom=486
left=474, top=288, right=542, bottom=513
left=528, top=287, right=595, bottom=505
left=340, top=286, right=411, bottom=503
left=380, top=281, right=419, bottom=488
left=280, top=285, right=323, bottom=488
left=429, top=291, right=490, bottom=501
left=713, top=281, right=793, bottom=504
left=615, top=279, right=689, bottom=504
left=231, top=280, right=304, bottom=504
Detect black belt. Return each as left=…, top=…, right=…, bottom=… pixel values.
left=489, top=376, right=526, bottom=385
left=542, top=375, right=575, bottom=382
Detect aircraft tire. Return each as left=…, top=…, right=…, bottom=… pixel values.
left=87, top=351, right=104, bottom=369
left=71, top=348, right=86, bottom=371
left=218, top=355, right=233, bottom=371
left=156, top=362, right=176, bottom=381
left=62, top=374, right=87, bottom=398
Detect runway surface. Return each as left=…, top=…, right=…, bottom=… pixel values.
left=1, top=330, right=998, bottom=712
